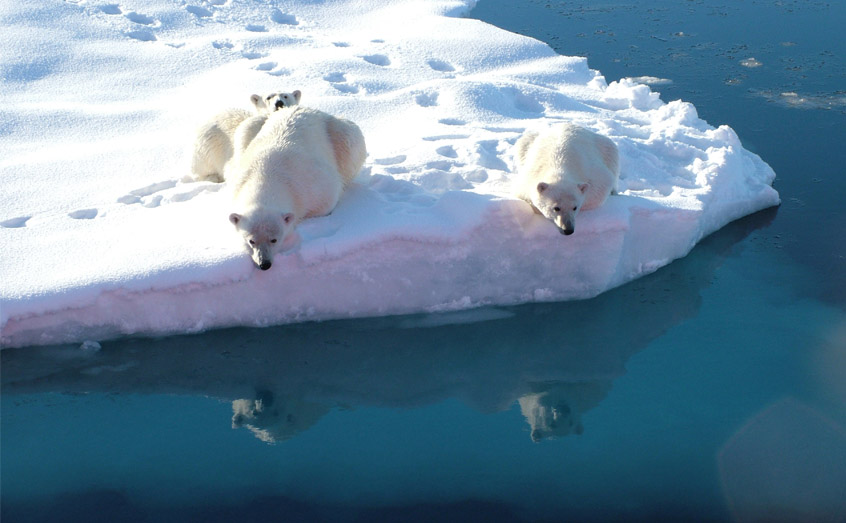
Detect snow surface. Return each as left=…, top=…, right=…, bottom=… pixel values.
left=0, top=0, right=779, bottom=348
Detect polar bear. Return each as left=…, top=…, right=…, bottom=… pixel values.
left=227, top=105, right=366, bottom=270
left=513, top=123, right=619, bottom=235
left=518, top=381, right=611, bottom=441
left=250, top=89, right=302, bottom=113
left=232, top=389, right=330, bottom=443
left=189, top=90, right=302, bottom=183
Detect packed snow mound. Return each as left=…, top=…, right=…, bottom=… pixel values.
left=0, top=0, right=778, bottom=348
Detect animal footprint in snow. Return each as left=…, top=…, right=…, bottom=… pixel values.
left=362, top=54, right=390, bottom=66
left=436, top=145, right=458, bottom=158
left=119, top=180, right=222, bottom=207
left=373, top=155, right=406, bottom=166
left=324, top=72, right=359, bottom=93
left=0, top=216, right=31, bottom=228
left=438, top=118, right=466, bottom=126
left=422, top=134, right=471, bottom=142
left=169, top=184, right=222, bottom=202
left=125, top=11, right=155, bottom=25
left=333, top=84, right=359, bottom=94
left=100, top=4, right=121, bottom=14
left=427, top=59, right=455, bottom=72
left=118, top=180, right=177, bottom=204
left=186, top=5, right=212, bottom=17
left=373, top=155, right=408, bottom=174
left=126, top=30, right=156, bottom=42
left=68, top=208, right=99, bottom=220
left=415, top=91, right=439, bottom=107
left=474, top=139, right=509, bottom=171
left=270, top=10, right=298, bottom=25
left=324, top=72, right=346, bottom=83
left=426, top=160, right=460, bottom=171
left=241, top=50, right=267, bottom=60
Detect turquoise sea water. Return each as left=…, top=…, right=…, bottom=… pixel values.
left=2, top=1, right=845, bottom=521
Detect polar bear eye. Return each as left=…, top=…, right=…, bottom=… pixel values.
left=572, top=206, right=578, bottom=211
left=553, top=206, right=561, bottom=212
left=249, top=239, right=255, bottom=245
left=270, top=239, right=277, bottom=244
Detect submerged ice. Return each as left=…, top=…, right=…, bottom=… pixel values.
left=0, top=0, right=779, bottom=348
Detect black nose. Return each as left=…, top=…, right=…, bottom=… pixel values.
left=259, top=261, right=272, bottom=270
left=560, top=228, right=574, bottom=236
left=274, top=100, right=285, bottom=109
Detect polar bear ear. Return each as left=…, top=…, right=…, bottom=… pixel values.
left=282, top=212, right=294, bottom=225
left=578, top=183, right=589, bottom=194
left=292, top=90, right=302, bottom=103
left=249, top=94, right=262, bottom=108
left=229, top=213, right=242, bottom=226
left=537, top=182, right=549, bottom=193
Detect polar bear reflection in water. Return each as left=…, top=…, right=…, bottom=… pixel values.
left=231, top=381, right=610, bottom=444
left=518, top=382, right=611, bottom=441
left=231, top=389, right=331, bottom=444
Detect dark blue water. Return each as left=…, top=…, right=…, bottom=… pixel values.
left=3, top=1, right=845, bottom=521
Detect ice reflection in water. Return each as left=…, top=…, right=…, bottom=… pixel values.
left=3, top=208, right=776, bottom=446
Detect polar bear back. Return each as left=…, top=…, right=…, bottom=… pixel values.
left=326, top=116, right=367, bottom=185
left=515, top=123, right=619, bottom=210
left=229, top=106, right=365, bottom=219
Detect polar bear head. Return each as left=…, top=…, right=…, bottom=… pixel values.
left=229, top=209, right=295, bottom=270
left=250, top=90, right=302, bottom=113
left=533, top=180, right=589, bottom=235
left=519, top=391, right=585, bottom=442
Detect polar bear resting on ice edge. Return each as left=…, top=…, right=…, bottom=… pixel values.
left=514, top=123, right=620, bottom=236
left=190, top=90, right=302, bottom=183
left=227, top=106, right=367, bottom=270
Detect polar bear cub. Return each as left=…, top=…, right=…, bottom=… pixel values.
left=250, top=90, right=302, bottom=113
left=227, top=106, right=367, bottom=270
left=189, top=90, right=302, bottom=183
left=514, top=123, right=619, bottom=235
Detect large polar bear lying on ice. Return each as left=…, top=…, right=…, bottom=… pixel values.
left=514, top=123, right=620, bottom=235
left=227, top=106, right=366, bottom=270
left=189, top=90, right=302, bottom=182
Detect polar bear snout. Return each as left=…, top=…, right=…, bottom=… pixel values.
left=249, top=244, right=275, bottom=271
left=553, top=210, right=576, bottom=235
left=557, top=223, right=575, bottom=235
left=556, top=215, right=575, bottom=235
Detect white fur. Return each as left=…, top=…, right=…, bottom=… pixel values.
left=514, top=123, right=620, bottom=235
left=227, top=106, right=366, bottom=270
left=190, top=108, right=252, bottom=183
left=189, top=90, right=302, bottom=183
